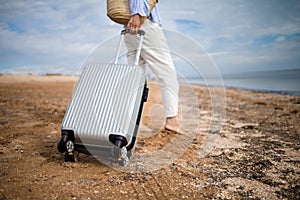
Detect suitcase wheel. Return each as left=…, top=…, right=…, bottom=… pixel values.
left=120, top=146, right=127, bottom=159
left=120, top=156, right=129, bottom=166
left=64, top=140, right=75, bottom=162
left=112, top=146, right=129, bottom=166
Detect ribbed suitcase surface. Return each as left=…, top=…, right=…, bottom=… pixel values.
left=61, top=62, right=145, bottom=148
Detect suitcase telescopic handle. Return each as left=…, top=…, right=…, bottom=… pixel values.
left=114, top=30, right=145, bottom=65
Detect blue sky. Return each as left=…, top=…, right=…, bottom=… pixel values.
left=0, top=0, right=299, bottom=75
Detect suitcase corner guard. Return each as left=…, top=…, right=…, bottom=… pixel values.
left=109, top=133, right=128, bottom=148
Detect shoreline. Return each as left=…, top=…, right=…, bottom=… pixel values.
left=222, top=85, right=300, bottom=97
left=1, top=73, right=299, bottom=97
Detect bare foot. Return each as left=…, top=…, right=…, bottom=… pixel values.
left=164, top=116, right=180, bottom=133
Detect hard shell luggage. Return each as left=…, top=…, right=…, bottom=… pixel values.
left=57, top=30, right=148, bottom=166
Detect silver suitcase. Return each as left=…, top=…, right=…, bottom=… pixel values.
left=57, top=30, right=148, bottom=166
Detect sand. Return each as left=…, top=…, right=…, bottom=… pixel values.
left=0, top=74, right=299, bottom=199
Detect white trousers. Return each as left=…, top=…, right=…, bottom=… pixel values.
left=124, top=19, right=179, bottom=117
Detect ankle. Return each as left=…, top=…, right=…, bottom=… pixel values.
left=164, top=116, right=180, bottom=132
left=166, top=116, right=178, bottom=124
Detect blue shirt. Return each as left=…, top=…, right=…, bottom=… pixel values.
left=129, top=0, right=161, bottom=26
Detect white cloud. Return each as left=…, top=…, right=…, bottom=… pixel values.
left=163, top=0, right=300, bottom=72
left=0, top=0, right=123, bottom=74
left=0, top=0, right=299, bottom=75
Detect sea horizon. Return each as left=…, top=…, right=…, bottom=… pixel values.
left=1, top=68, right=300, bottom=96
left=181, top=68, right=300, bottom=96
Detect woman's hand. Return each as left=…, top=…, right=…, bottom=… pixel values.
left=126, top=14, right=141, bottom=33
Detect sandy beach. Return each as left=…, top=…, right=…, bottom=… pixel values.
left=0, top=74, right=299, bottom=199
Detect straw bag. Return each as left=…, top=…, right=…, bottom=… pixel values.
left=107, top=0, right=158, bottom=25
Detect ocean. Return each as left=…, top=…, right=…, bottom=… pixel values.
left=185, top=69, right=300, bottom=96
